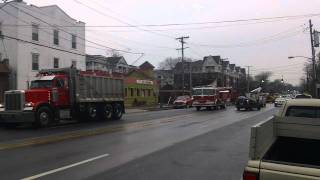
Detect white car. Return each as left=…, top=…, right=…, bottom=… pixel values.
left=274, top=97, right=286, bottom=107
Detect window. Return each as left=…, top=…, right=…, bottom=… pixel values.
left=285, top=106, right=320, bottom=118
left=72, top=34, right=77, bottom=49
left=32, top=24, right=39, bottom=41
left=137, top=89, right=140, bottom=96
left=130, top=88, right=134, bottom=96
left=125, top=88, right=127, bottom=97
left=53, top=29, right=59, bottom=45
left=56, top=79, right=64, bottom=88
left=53, top=58, right=59, bottom=68
left=148, top=89, right=151, bottom=96
left=71, top=60, right=77, bottom=68
left=142, top=89, right=145, bottom=97
left=0, top=53, right=2, bottom=61
left=32, top=53, right=39, bottom=70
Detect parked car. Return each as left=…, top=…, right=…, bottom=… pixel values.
left=274, top=96, right=286, bottom=107
left=173, top=95, right=193, bottom=108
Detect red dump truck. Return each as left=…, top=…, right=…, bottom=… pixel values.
left=0, top=67, right=124, bottom=127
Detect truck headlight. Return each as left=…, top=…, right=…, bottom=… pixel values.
left=25, top=102, right=33, bottom=107
left=0, top=103, right=4, bottom=108
left=24, top=102, right=34, bottom=110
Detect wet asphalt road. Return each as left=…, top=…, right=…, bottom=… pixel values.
left=0, top=105, right=277, bottom=180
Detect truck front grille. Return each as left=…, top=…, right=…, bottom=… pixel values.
left=5, top=92, right=23, bottom=111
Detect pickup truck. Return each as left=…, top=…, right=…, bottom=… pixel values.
left=243, top=99, right=320, bottom=180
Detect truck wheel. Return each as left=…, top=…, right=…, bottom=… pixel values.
left=88, top=106, right=97, bottom=121
left=34, top=106, right=53, bottom=128
left=257, top=106, right=261, bottom=110
left=112, top=103, right=123, bottom=120
left=196, top=107, right=201, bottom=111
left=103, top=104, right=113, bottom=120
left=237, top=107, right=240, bottom=111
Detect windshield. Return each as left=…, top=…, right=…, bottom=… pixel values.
left=30, top=80, right=53, bottom=89
left=192, top=89, right=202, bottom=96
left=203, top=89, right=214, bottom=95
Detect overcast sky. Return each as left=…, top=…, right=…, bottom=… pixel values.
left=23, top=0, right=320, bottom=85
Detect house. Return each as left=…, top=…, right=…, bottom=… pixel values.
left=86, top=55, right=110, bottom=72
left=154, top=69, right=174, bottom=87
left=106, top=56, right=130, bottom=74
left=86, top=55, right=130, bottom=74
left=173, top=55, right=246, bottom=90
left=0, top=1, right=85, bottom=89
left=124, top=61, right=158, bottom=107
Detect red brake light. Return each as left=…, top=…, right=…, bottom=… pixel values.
left=243, top=171, right=259, bottom=180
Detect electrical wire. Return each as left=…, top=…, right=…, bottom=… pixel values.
left=73, top=0, right=176, bottom=40
left=8, top=3, right=143, bottom=55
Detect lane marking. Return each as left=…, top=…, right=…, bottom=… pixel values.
left=21, top=153, right=109, bottom=180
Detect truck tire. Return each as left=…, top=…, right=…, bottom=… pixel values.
left=237, top=107, right=240, bottom=111
left=87, top=105, right=98, bottom=121
left=103, top=104, right=113, bottom=120
left=196, top=107, right=201, bottom=111
left=112, top=103, right=123, bottom=120
left=34, top=106, right=53, bottom=128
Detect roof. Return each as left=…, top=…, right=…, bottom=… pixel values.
left=222, top=61, right=229, bottom=67
left=86, top=55, right=107, bottom=63
left=139, top=61, right=155, bottom=70
left=106, top=56, right=124, bottom=65
left=229, top=64, right=235, bottom=70
left=286, top=99, right=320, bottom=107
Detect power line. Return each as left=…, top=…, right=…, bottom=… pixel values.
left=190, top=25, right=306, bottom=48
left=73, top=0, right=175, bottom=40
left=4, top=11, right=317, bottom=28
left=8, top=3, right=143, bottom=55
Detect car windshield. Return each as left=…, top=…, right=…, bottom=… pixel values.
left=192, top=89, right=202, bottom=95
left=30, top=80, right=52, bottom=89
left=203, top=89, right=214, bottom=95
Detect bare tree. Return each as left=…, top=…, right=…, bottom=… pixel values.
left=158, top=57, right=192, bottom=70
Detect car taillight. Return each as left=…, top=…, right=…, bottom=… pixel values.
left=243, top=171, right=259, bottom=180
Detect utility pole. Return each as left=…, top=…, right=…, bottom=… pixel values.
left=309, top=19, right=317, bottom=98
left=176, top=36, right=189, bottom=94
left=189, top=62, right=192, bottom=93
left=246, top=66, right=252, bottom=93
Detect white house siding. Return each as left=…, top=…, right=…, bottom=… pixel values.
left=0, top=2, right=85, bottom=89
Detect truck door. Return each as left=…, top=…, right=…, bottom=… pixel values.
left=55, top=77, right=69, bottom=107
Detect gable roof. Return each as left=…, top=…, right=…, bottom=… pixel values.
left=126, top=68, right=153, bottom=79
left=139, top=61, right=155, bottom=70
left=229, top=64, right=235, bottom=70
left=106, top=56, right=127, bottom=65
left=222, top=61, right=229, bottom=67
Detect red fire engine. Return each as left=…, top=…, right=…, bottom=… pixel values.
left=192, top=86, right=237, bottom=111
